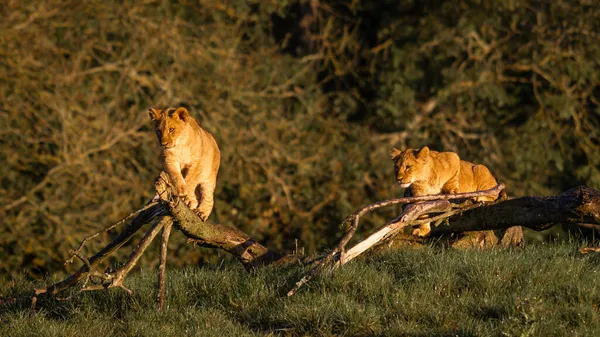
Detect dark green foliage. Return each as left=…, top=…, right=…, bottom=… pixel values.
left=349, top=0, right=600, bottom=195
left=0, top=0, right=598, bottom=277
left=3, top=243, right=600, bottom=336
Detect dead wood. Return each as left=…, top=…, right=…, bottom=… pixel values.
left=32, top=203, right=166, bottom=306
left=64, top=202, right=161, bottom=266
left=80, top=216, right=173, bottom=294
left=166, top=198, right=286, bottom=270
left=32, top=194, right=296, bottom=308
left=289, top=185, right=600, bottom=296
left=287, top=184, right=506, bottom=296
left=33, top=179, right=600, bottom=307
left=157, top=220, right=172, bottom=311
left=433, top=186, right=600, bottom=234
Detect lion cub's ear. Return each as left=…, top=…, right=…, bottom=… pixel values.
left=174, top=107, right=189, bottom=122
left=390, top=147, right=402, bottom=159
left=417, top=146, right=430, bottom=160
left=148, top=108, right=161, bottom=121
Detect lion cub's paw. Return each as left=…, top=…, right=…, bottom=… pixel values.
left=173, top=193, right=192, bottom=207
left=192, top=209, right=208, bottom=222
left=412, top=227, right=431, bottom=237
left=184, top=197, right=199, bottom=210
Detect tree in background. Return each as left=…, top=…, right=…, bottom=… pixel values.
left=0, top=0, right=598, bottom=278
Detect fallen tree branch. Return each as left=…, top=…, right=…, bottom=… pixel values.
left=157, top=220, right=172, bottom=311
left=85, top=216, right=173, bottom=294
left=65, top=202, right=160, bottom=265
left=289, top=185, right=600, bottom=296
left=32, top=203, right=166, bottom=307
left=32, top=186, right=298, bottom=308
left=166, top=197, right=291, bottom=270
left=338, top=200, right=453, bottom=265
left=287, top=184, right=506, bottom=296
left=334, top=183, right=505, bottom=258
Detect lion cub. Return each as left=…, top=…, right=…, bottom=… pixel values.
left=149, top=107, right=220, bottom=221
left=391, top=146, right=499, bottom=237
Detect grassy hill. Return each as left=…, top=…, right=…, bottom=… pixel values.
left=2, top=242, right=600, bottom=336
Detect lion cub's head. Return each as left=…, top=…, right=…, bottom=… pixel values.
left=390, top=146, right=431, bottom=188
left=148, top=107, right=189, bottom=149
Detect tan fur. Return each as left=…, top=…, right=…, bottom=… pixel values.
left=149, top=107, right=220, bottom=221
left=391, top=146, right=498, bottom=237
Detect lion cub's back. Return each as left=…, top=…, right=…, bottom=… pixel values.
left=430, top=151, right=461, bottom=173
left=189, top=118, right=221, bottom=178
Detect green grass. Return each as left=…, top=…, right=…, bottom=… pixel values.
left=2, top=242, right=600, bottom=336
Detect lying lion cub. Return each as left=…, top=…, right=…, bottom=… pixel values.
left=149, top=107, right=220, bottom=221
left=391, top=146, right=498, bottom=237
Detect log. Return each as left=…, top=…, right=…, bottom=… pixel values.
left=32, top=188, right=297, bottom=306
left=166, top=197, right=288, bottom=270
left=434, top=186, right=600, bottom=234
left=288, top=185, right=600, bottom=296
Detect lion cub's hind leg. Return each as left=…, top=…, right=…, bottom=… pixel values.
left=471, top=165, right=498, bottom=203
left=193, top=181, right=216, bottom=222
left=443, top=170, right=461, bottom=195
left=181, top=165, right=204, bottom=210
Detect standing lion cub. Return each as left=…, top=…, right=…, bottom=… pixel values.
left=391, top=146, right=499, bottom=237
left=149, top=107, right=220, bottom=221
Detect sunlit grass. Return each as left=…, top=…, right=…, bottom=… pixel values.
left=3, top=242, right=600, bottom=336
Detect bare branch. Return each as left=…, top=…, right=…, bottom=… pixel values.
left=157, top=220, right=173, bottom=311
left=65, top=202, right=159, bottom=265
left=32, top=203, right=165, bottom=306
left=108, top=217, right=172, bottom=292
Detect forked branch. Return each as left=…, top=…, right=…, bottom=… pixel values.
left=287, top=184, right=506, bottom=296
left=32, top=203, right=166, bottom=307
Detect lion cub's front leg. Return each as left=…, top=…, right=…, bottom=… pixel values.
left=407, top=184, right=435, bottom=237
left=164, top=161, right=190, bottom=204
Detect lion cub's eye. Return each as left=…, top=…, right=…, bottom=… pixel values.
left=169, top=128, right=175, bottom=133
left=405, top=165, right=412, bottom=170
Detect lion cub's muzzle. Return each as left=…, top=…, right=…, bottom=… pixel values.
left=159, top=138, right=176, bottom=149
left=396, top=176, right=413, bottom=189
left=398, top=182, right=412, bottom=189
